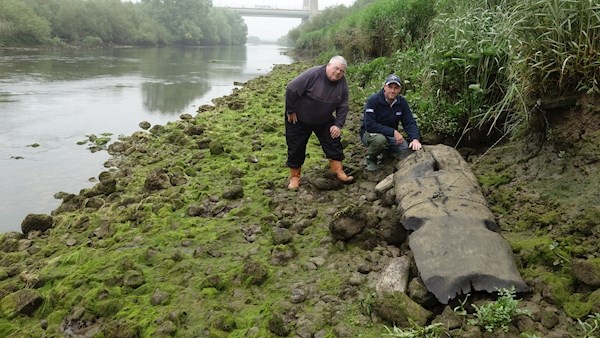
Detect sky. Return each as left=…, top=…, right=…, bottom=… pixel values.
left=213, top=0, right=356, bottom=41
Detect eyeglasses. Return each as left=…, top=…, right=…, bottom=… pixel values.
left=331, top=65, right=346, bottom=74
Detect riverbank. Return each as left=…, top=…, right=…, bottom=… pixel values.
left=0, top=44, right=292, bottom=232
left=0, top=62, right=598, bottom=337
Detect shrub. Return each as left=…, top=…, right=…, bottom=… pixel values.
left=467, top=287, right=530, bottom=332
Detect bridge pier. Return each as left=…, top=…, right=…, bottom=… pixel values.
left=303, top=0, right=319, bottom=20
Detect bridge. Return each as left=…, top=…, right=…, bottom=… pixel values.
left=214, top=0, right=319, bottom=21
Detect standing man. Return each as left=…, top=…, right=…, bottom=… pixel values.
left=359, top=74, right=423, bottom=171
left=285, top=55, right=354, bottom=190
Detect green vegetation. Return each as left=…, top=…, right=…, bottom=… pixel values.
left=383, top=322, right=445, bottom=338
left=465, top=287, right=530, bottom=332
left=578, top=313, right=600, bottom=338
left=292, top=0, right=599, bottom=141
left=0, top=0, right=246, bottom=47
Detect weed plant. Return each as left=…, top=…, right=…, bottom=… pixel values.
left=578, top=313, right=600, bottom=338
left=383, top=322, right=445, bottom=338
left=465, top=287, right=530, bottom=333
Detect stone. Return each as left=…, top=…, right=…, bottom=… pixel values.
left=138, top=121, right=151, bottom=130
left=375, top=255, right=411, bottom=297
left=572, top=258, right=600, bottom=286
left=123, top=270, right=145, bottom=288
left=150, top=289, right=171, bottom=306
left=432, top=305, right=463, bottom=329
left=408, top=277, right=435, bottom=306
left=272, top=227, right=293, bottom=245
left=21, top=214, right=53, bottom=235
left=372, top=291, right=432, bottom=327
left=222, top=185, right=244, bottom=199
left=374, top=173, right=394, bottom=194
left=393, top=145, right=528, bottom=303
left=0, top=289, right=43, bottom=317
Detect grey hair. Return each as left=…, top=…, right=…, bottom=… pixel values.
left=328, top=55, right=347, bottom=67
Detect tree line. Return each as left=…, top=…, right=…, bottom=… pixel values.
left=0, top=0, right=247, bottom=47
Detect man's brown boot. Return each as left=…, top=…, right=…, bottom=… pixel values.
left=329, top=160, right=354, bottom=183
left=288, top=167, right=301, bottom=189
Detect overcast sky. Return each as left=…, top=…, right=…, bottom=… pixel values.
left=213, top=0, right=356, bottom=41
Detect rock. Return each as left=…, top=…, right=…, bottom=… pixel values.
left=268, top=314, right=290, bottom=337
left=514, top=314, right=537, bottom=335
left=408, top=277, right=435, bottom=306
left=272, top=227, right=293, bottom=245
left=541, top=306, right=560, bottom=329
left=290, top=288, right=306, bottom=303
left=144, top=170, right=171, bottom=191
left=185, top=124, right=204, bottom=135
left=0, top=289, right=43, bottom=317
left=519, top=301, right=542, bottom=321
left=211, top=312, right=236, bottom=332
left=150, top=289, right=171, bottom=306
left=242, top=260, right=269, bottom=285
left=374, top=173, right=394, bottom=194
left=187, top=203, right=206, bottom=217
left=376, top=255, right=411, bottom=297
left=123, top=270, right=145, bottom=288
left=394, top=145, right=528, bottom=303
left=156, top=320, right=176, bottom=336
left=348, top=272, right=366, bottom=286
left=222, top=185, right=243, bottom=199
left=21, top=214, right=53, bottom=235
left=374, top=212, right=407, bottom=245
left=372, top=291, right=432, bottom=327
left=209, top=141, right=225, bottom=155
left=432, top=305, right=463, bottom=329
left=329, top=205, right=367, bottom=241
left=572, top=258, right=600, bottom=286
left=138, top=121, right=151, bottom=130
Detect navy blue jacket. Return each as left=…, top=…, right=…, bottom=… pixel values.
left=359, top=89, right=421, bottom=141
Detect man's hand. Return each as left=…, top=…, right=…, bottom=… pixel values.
left=287, top=112, right=298, bottom=124
left=409, top=139, right=422, bottom=151
left=330, top=125, right=341, bottom=138
left=393, top=130, right=404, bottom=144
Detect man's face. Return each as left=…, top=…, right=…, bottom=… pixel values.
left=383, top=83, right=402, bottom=101
left=326, top=62, right=346, bottom=82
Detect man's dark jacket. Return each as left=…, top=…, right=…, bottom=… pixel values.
left=359, top=89, right=421, bottom=141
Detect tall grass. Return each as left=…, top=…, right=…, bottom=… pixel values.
left=479, top=0, right=600, bottom=135
left=414, top=0, right=599, bottom=139
left=291, top=0, right=435, bottom=59
left=515, top=0, right=600, bottom=96
left=292, top=0, right=599, bottom=142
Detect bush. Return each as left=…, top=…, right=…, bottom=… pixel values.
left=467, top=287, right=530, bottom=332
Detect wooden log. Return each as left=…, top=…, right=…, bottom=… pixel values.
left=393, top=144, right=529, bottom=304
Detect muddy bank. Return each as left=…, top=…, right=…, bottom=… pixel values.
left=0, top=63, right=598, bottom=337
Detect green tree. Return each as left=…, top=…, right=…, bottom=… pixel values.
left=0, top=0, right=50, bottom=46
left=141, top=0, right=211, bottom=45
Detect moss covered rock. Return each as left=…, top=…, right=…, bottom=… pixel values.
left=372, top=291, right=432, bottom=326
left=572, top=258, right=600, bottom=287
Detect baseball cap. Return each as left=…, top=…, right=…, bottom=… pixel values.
left=385, top=74, right=402, bottom=87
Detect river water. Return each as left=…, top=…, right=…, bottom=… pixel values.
left=0, top=44, right=292, bottom=233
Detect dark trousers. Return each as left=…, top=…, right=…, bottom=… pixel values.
left=285, top=118, right=344, bottom=168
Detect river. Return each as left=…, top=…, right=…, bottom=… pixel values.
left=0, top=44, right=292, bottom=233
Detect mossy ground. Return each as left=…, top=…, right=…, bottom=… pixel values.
left=0, top=62, right=598, bottom=337
left=471, top=94, right=600, bottom=321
